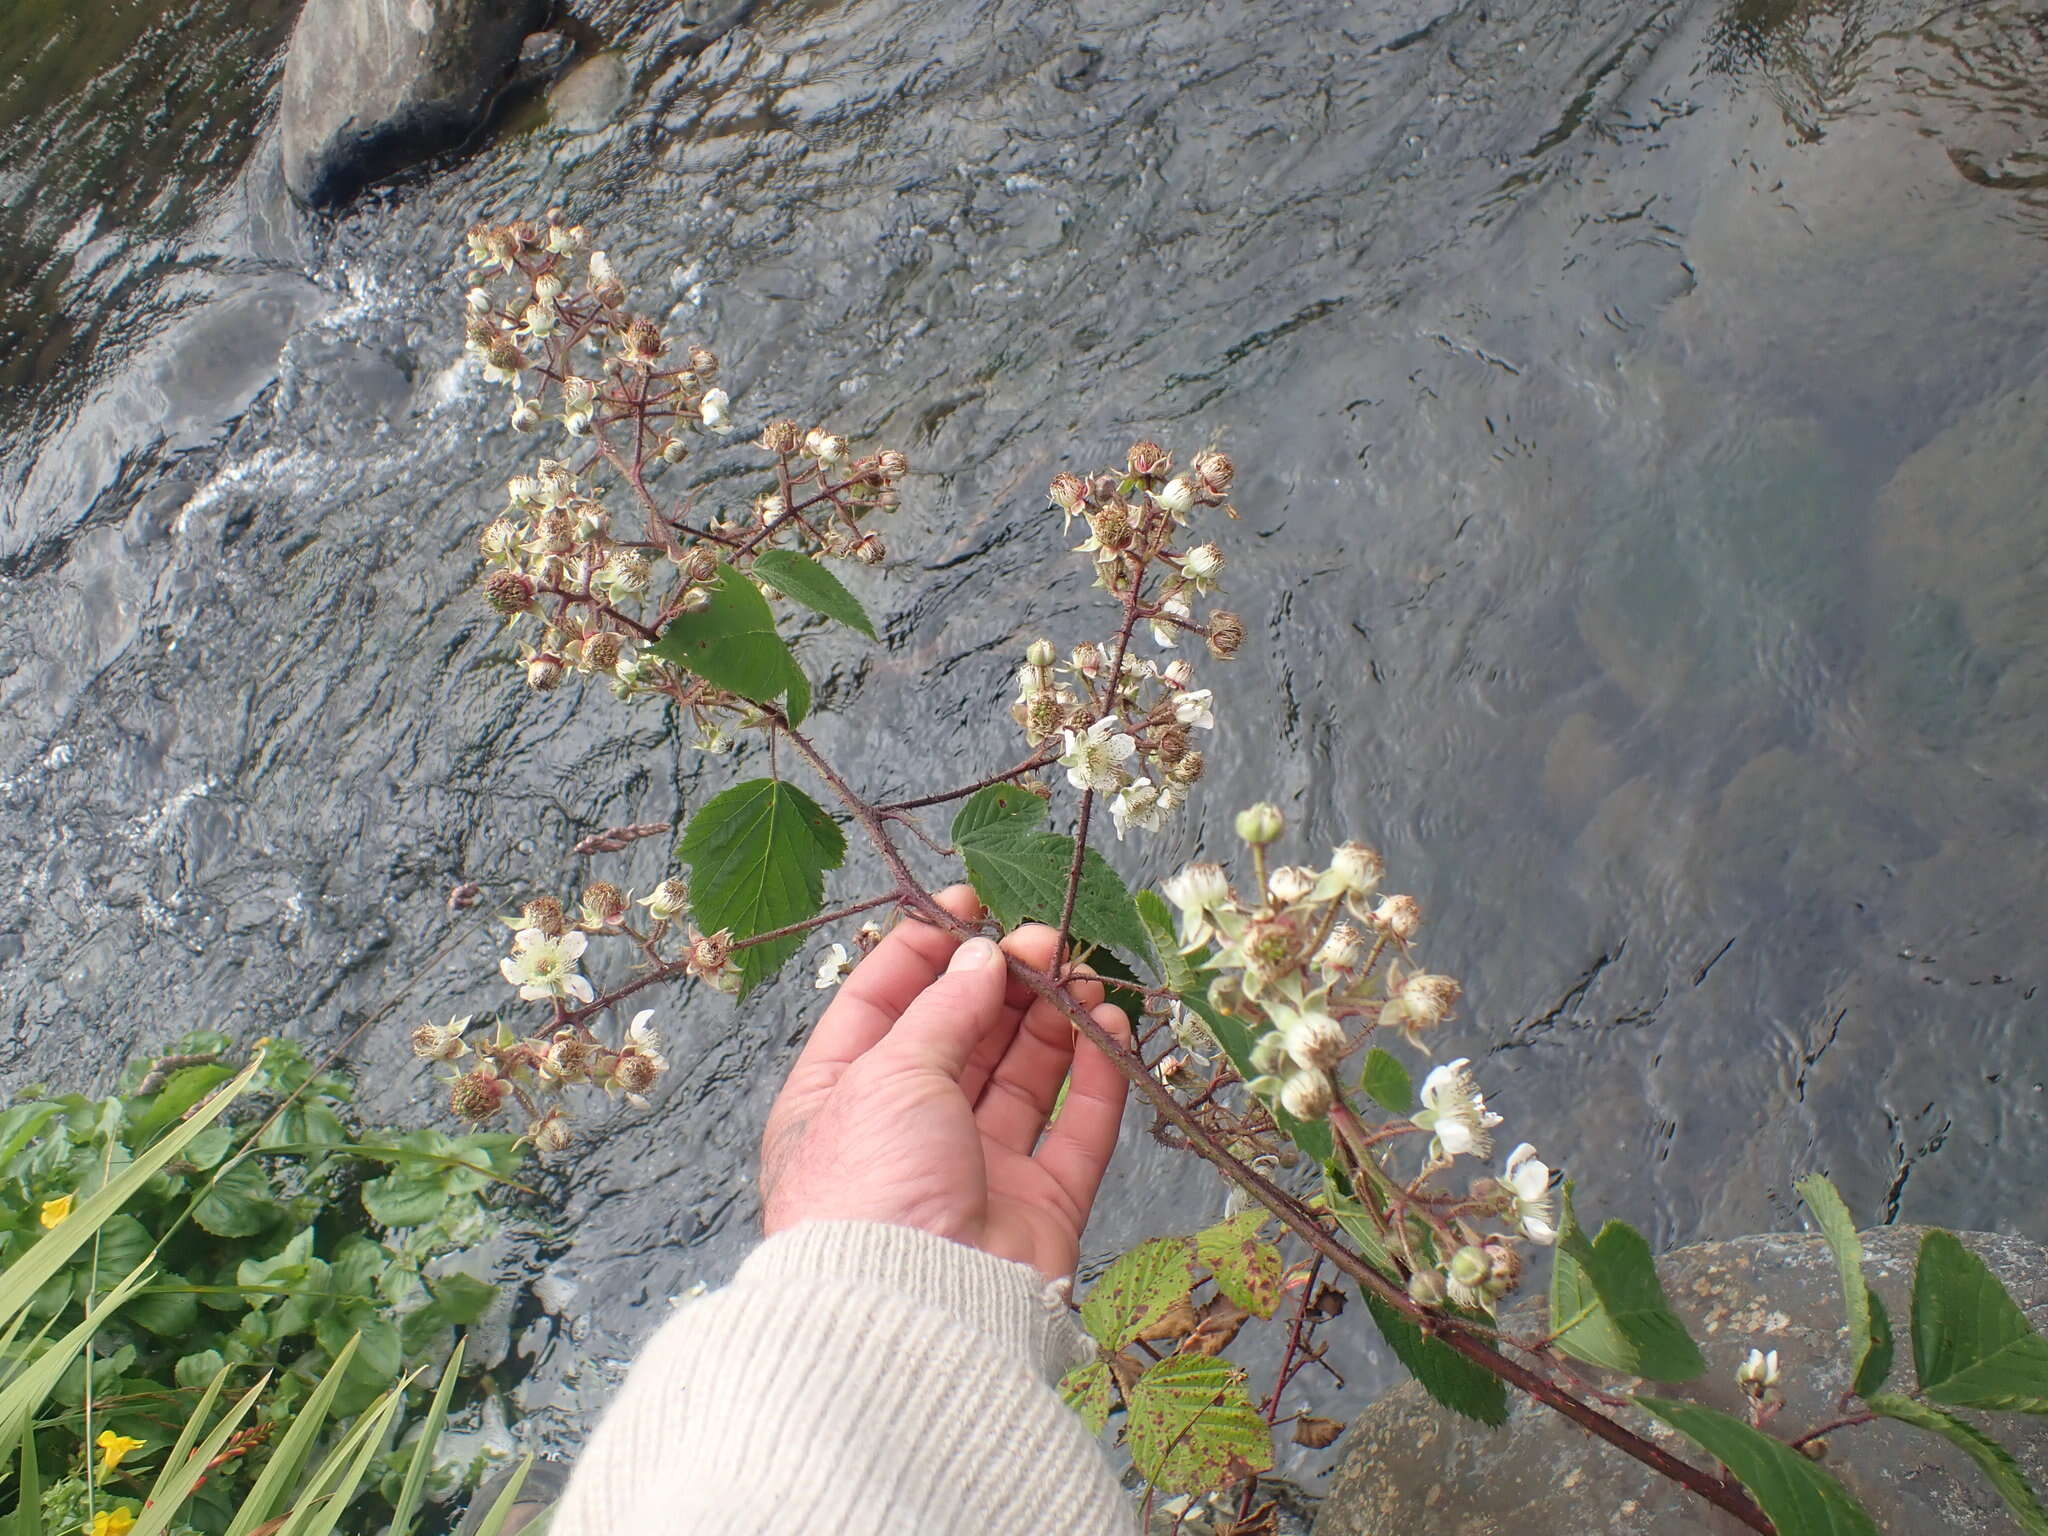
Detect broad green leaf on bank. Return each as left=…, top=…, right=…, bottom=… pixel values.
left=1363, top=1291, right=1507, bottom=1427
left=1866, top=1393, right=2048, bottom=1534
left=1795, top=1173, right=1892, bottom=1396
left=647, top=562, right=810, bottom=722
left=1912, top=1230, right=2048, bottom=1412
left=1182, top=989, right=1335, bottom=1166
left=1549, top=1187, right=1704, bottom=1381
left=1360, top=1048, right=1413, bottom=1115
left=753, top=549, right=877, bottom=638
left=1059, top=1358, right=1116, bottom=1434
left=1124, top=1355, right=1273, bottom=1494
left=1195, top=1209, right=1282, bottom=1318
left=949, top=787, right=1154, bottom=965
left=680, top=778, right=848, bottom=993
left=1078, top=1237, right=1198, bottom=1350
left=1635, top=1396, right=1880, bottom=1536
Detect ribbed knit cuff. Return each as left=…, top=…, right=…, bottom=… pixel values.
left=739, top=1222, right=1091, bottom=1382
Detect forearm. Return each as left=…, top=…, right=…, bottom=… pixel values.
left=552, top=1221, right=1136, bottom=1535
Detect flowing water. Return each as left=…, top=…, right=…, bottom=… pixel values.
left=3, top=0, right=2045, bottom=1488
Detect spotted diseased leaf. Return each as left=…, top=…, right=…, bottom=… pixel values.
left=648, top=562, right=810, bottom=721
left=1079, top=1237, right=1198, bottom=1350
left=1795, top=1174, right=1893, bottom=1396
left=1124, top=1355, right=1274, bottom=1495
left=1866, top=1393, right=2048, bottom=1535
left=1059, top=1358, right=1116, bottom=1435
left=753, top=549, right=877, bottom=638
left=1912, top=1230, right=2048, bottom=1412
left=1195, top=1209, right=1283, bottom=1319
left=1291, top=1415, right=1345, bottom=1449
left=950, top=788, right=1154, bottom=965
left=1363, top=1291, right=1508, bottom=1427
left=1359, top=1048, right=1413, bottom=1114
left=679, top=779, right=847, bottom=994
left=1548, top=1186, right=1704, bottom=1382
left=1636, top=1396, right=1880, bottom=1536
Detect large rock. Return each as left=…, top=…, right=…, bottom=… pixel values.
left=278, top=0, right=548, bottom=209
left=1316, top=1228, right=2048, bottom=1535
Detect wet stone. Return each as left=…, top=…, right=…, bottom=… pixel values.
left=1314, top=1228, right=2048, bottom=1536
left=278, top=0, right=548, bottom=208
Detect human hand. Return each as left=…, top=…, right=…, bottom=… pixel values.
left=760, top=886, right=1132, bottom=1279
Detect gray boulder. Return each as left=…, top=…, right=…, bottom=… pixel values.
left=1315, top=1227, right=2048, bottom=1535
left=278, top=0, right=549, bottom=209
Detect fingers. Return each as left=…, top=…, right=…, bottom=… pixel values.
left=874, top=935, right=1011, bottom=1076
left=972, top=972, right=1108, bottom=1153
left=957, top=924, right=1104, bottom=1105
left=791, top=886, right=984, bottom=1075
left=1033, top=1001, right=1131, bottom=1220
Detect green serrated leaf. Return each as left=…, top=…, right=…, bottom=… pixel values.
left=1183, top=988, right=1334, bottom=1166
left=1795, top=1174, right=1892, bottom=1396
left=753, top=549, right=877, bottom=638
left=1059, top=1358, right=1116, bottom=1435
left=1135, top=889, right=1200, bottom=993
left=1866, top=1392, right=2048, bottom=1534
left=1549, top=1188, right=1704, bottom=1381
left=680, top=778, right=848, bottom=993
left=1320, top=1165, right=1398, bottom=1279
left=1078, top=1237, right=1197, bottom=1350
left=950, top=788, right=1154, bottom=965
left=1635, top=1396, right=1879, bottom=1536
left=1364, top=1291, right=1508, bottom=1427
left=1195, top=1210, right=1282, bottom=1319
left=1912, top=1230, right=2048, bottom=1412
left=1359, top=1048, right=1413, bottom=1114
left=647, top=562, right=806, bottom=714
left=1124, top=1355, right=1274, bottom=1495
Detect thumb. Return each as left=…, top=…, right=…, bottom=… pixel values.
left=877, top=936, right=1009, bottom=1078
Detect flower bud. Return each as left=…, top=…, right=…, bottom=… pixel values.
left=528, top=1113, right=573, bottom=1152
left=1268, top=864, right=1318, bottom=904
left=641, top=876, right=689, bottom=921
left=1127, top=440, right=1171, bottom=477
left=581, top=631, right=624, bottom=672
left=1236, top=802, right=1285, bottom=845
left=803, top=427, right=848, bottom=464
left=1279, top=1069, right=1334, bottom=1121
left=1283, top=1011, right=1348, bottom=1073
left=659, top=435, right=689, bottom=464
left=1483, top=1241, right=1523, bottom=1297
left=1193, top=448, right=1235, bottom=495
left=699, top=388, right=733, bottom=434
left=625, top=318, right=665, bottom=362
left=1316, top=921, right=1365, bottom=972
left=522, top=896, right=567, bottom=935
left=759, top=418, right=804, bottom=453
left=1737, top=1348, right=1781, bottom=1394
left=483, top=569, right=536, bottom=616
left=526, top=653, right=566, bottom=691
left=466, top=286, right=493, bottom=314
left=1049, top=472, right=1089, bottom=513
left=580, top=881, right=628, bottom=925
left=1024, top=638, right=1057, bottom=668
left=534, top=272, right=565, bottom=304
left=1448, top=1245, right=1492, bottom=1289
left=1154, top=475, right=1197, bottom=517
left=511, top=397, right=543, bottom=432
left=480, top=517, right=521, bottom=561
left=679, top=547, right=719, bottom=586
left=1372, top=894, right=1422, bottom=941
left=450, top=1069, right=508, bottom=1123
left=1206, top=610, right=1246, bottom=659
left=1403, top=1270, right=1443, bottom=1308
left=876, top=449, right=909, bottom=480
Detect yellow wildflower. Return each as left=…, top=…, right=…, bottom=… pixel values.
left=96, top=1430, right=145, bottom=1474
left=39, top=1193, right=73, bottom=1228
left=87, top=1509, right=137, bottom=1536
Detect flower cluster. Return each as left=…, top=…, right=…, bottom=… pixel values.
left=1012, top=441, right=1246, bottom=837
left=461, top=211, right=909, bottom=737
left=1155, top=802, right=1561, bottom=1311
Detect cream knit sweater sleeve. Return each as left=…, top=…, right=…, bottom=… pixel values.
left=550, top=1221, right=1137, bottom=1535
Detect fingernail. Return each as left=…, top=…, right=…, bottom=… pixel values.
left=948, top=937, right=999, bottom=974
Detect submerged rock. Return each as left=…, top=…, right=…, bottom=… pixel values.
left=279, top=0, right=550, bottom=209
left=1316, top=1227, right=2048, bottom=1535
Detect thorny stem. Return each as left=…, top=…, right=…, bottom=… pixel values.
left=1789, top=1411, right=1875, bottom=1450
left=873, top=746, right=1060, bottom=815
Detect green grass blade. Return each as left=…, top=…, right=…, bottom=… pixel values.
left=0, top=1263, right=152, bottom=1446
left=275, top=1380, right=412, bottom=1536
left=128, top=1376, right=269, bottom=1536
left=144, top=1359, right=234, bottom=1512
left=387, top=1336, right=466, bottom=1536
left=222, top=1334, right=360, bottom=1536
left=0, top=1057, right=260, bottom=1331
left=14, top=1420, right=44, bottom=1536
left=470, top=1457, right=534, bottom=1536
